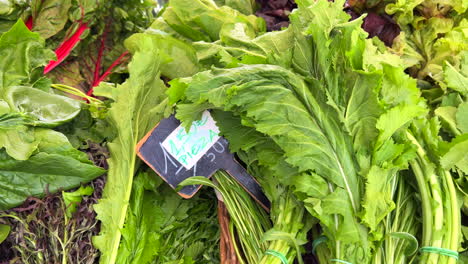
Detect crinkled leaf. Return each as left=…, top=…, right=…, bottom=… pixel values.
left=31, top=0, right=72, bottom=39
left=93, top=34, right=170, bottom=264
left=62, top=185, right=94, bottom=218
left=0, top=20, right=54, bottom=96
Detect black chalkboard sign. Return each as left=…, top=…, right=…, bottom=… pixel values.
left=136, top=113, right=270, bottom=211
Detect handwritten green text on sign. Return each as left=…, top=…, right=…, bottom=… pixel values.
left=162, top=111, right=220, bottom=169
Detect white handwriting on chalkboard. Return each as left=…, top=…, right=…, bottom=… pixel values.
left=160, top=140, right=220, bottom=177
left=206, top=153, right=216, bottom=162
left=161, top=111, right=220, bottom=170
left=212, top=142, right=225, bottom=153
left=159, top=142, right=178, bottom=174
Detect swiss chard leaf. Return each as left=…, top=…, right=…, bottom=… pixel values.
left=31, top=0, right=72, bottom=39
left=0, top=19, right=54, bottom=96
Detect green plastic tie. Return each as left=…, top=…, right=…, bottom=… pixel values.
left=420, top=246, right=459, bottom=260
left=330, top=259, right=352, bottom=264
left=265, top=249, right=288, bottom=264
left=312, top=235, right=328, bottom=253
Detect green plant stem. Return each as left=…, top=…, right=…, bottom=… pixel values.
left=259, top=189, right=305, bottom=264
left=51, top=84, right=103, bottom=104
left=213, top=171, right=271, bottom=264
left=406, top=130, right=459, bottom=264
left=443, top=170, right=460, bottom=264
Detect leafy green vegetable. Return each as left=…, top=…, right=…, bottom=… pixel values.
left=0, top=223, right=10, bottom=243
left=0, top=19, right=54, bottom=96
left=387, top=1, right=468, bottom=105
left=31, top=0, right=72, bottom=39
left=62, top=185, right=94, bottom=218
left=4, top=85, right=81, bottom=127
left=180, top=171, right=271, bottom=264
left=0, top=0, right=30, bottom=32
left=93, top=33, right=170, bottom=264
left=116, top=171, right=220, bottom=264
left=164, top=1, right=435, bottom=263
left=0, top=129, right=104, bottom=210
left=0, top=18, right=104, bottom=212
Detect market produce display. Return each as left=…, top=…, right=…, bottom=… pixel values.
left=0, top=0, right=466, bottom=264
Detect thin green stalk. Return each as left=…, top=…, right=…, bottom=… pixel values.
left=259, top=189, right=305, bottom=264
left=442, top=170, right=460, bottom=264
left=407, top=130, right=458, bottom=264
left=51, top=84, right=103, bottom=105
left=213, top=171, right=271, bottom=263
left=408, top=160, right=432, bottom=246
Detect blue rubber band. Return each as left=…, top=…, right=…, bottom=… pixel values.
left=330, top=259, right=353, bottom=264
left=420, top=246, right=459, bottom=260
left=265, top=249, right=288, bottom=264
left=312, top=235, right=328, bottom=253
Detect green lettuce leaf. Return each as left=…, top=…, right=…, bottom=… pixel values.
left=0, top=19, right=54, bottom=96
left=93, top=33, right=170, bottom=264
left=0, top=129, right=104, bottom=210
left=4, top=85, right=81, bottom=127
left=62, top=185, right=94, bottom=218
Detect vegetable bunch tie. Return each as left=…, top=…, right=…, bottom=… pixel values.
left=419, top=246, right=459, bottom=260
left=265, top=249, right=288, bottom=264
left=330, top=259, right=353, bottom=264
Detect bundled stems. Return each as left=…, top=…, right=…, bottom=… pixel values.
left=260, top=188, right=307, bottom=264
left=213, top=171, right=271, bottom=264
left=406, top=130, right=460, bottom=264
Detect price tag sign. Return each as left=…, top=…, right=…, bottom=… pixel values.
left=161, top=111, right=220, bottom=170
left=136, top=111, right=270, bottom=211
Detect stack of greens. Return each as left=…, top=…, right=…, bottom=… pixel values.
left=139, top=0, right=465, bottom=263
left=0, top=0, right=467, bottom=263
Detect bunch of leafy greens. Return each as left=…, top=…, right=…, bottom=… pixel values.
left=0, top=20, right=104, bottom=210
left=161, top=0, right=461, bottom=263
left=345, top=0, right=467, bottom=261
left=353, top=0, right=467, bottom=261
left=180, top=171, right=272, bottom=264
left=116, top=171, right=220, bottom=264
left=92, top=31, right=172, bottom=264
left=93, top=1, right=287, bottom=264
